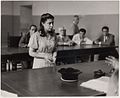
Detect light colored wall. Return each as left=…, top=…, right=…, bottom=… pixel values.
left=13, top=1, right=33, bottom=15
left=1, top=1, right=119, bottom=46
left=32, top=1, right=118, bottom=15
left=1, top=1, right=13, bottom=15
left=11, top=1, right=119, bottom=15
left=20, top=6, right=32, bottom=33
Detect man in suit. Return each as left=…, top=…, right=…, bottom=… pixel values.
left=94, top=26, right=118, bottom=60
left=94, top=26, right=115, bottom=45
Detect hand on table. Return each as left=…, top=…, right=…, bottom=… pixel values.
left=105, top=56, right=119, bottom=70
left=94, top=41, right=101, bottom=45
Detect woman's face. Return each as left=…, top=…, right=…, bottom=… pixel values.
left=42, top=19, right=54, bottom=32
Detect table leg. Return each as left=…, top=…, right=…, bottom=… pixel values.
left=91, top=55, right=94, bottom=61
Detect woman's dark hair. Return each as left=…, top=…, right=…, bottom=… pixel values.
left=79, top=28, right=86, bottom=35
left=102, top=26, right=109, bottom=32
left=29, top=24, right=37, bottom=32
left=39, top=13, right=54, bottom=37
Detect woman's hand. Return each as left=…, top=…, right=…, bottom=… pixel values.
left=80, top=39, right=86, bottom=45
left=44, top=53, right=54, bottom=63
left=105, top=56, right=119, bottom=70
left=52, top=52, right=57, bottom=63
left=94, top=41, right=101, bottom=45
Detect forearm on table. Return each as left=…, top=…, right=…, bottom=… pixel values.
left=58, top=42, right=64, bottom=45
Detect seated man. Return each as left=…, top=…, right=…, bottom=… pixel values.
left=94, top=26, right=115, bottom=45
left=57, top=27, right=73, bottom=46
left=72, top=28, right=93, bottom=45
left=94, top=26, right=118, bottom=60
left=19, top=24, right=37, bottom=47
left=18, top=25, right=37, bottom=69
left=57, top=27, right=74, bottom=64
left=72, top=28, right=93, bottom=62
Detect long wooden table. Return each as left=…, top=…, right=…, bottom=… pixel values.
left=1, top=45, right=118, bottom=70
left=57, top=44, right=118, bottom=60
left=1, top=60, right=112, bottom=96
left=2, top=44, right=118, bottom=60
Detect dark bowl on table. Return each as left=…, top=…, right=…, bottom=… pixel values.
left=58, top=67, right=82, bottom=81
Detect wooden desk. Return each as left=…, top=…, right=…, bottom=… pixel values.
left=57, top=44, right=118, bottom=62
left=1, top=61, right=112, bottom=96
left=1, top=45, right=118, bottom=70
left=2, top=45, right=118, bottom=60
left=1, top=47, right=31, bottom=71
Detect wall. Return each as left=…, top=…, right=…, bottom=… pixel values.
left=1, top=1, right=119, bottom=46
left=20, top=6, right=32, bottom=33
left=1, top=1, right=13, bottom=46
left=32, top=1, right=118, bottom=15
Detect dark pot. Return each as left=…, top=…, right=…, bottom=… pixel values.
left=58, top=67, right=82, bottom=80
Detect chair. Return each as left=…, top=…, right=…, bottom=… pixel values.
left=68, top=35, right=73, bottom=40
left=8, top=36, right=21, bottom=47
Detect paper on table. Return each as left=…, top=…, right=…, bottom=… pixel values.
left=1, top=90, right=18, bottom=97
left=80, top=76, right=110, bottom=93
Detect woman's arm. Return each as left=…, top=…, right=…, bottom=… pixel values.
left=29, top=47, right=53, bottom=60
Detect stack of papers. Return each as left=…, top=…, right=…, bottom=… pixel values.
left=1, top=90, right=17, bottom=97
left=80, top=76, right=110, bottom=93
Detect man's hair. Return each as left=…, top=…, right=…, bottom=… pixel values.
left=102, top=26, right=109, bottom=32
left=79, top=28, right=86, bottom=35
left=58, top=27, right=66, bottom=31
left=74, top=15, right=79, bottom=18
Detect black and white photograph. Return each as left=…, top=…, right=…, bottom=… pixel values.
left=1, top=0, right=119, bottom=97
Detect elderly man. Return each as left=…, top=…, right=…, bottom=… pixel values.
left=57, top=27, right=72, bottom=46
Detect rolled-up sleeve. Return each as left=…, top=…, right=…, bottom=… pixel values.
left=28, top=34, right=38, bottom=49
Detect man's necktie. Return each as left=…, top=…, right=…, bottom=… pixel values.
left=104, top=36, right=107, bottom=42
